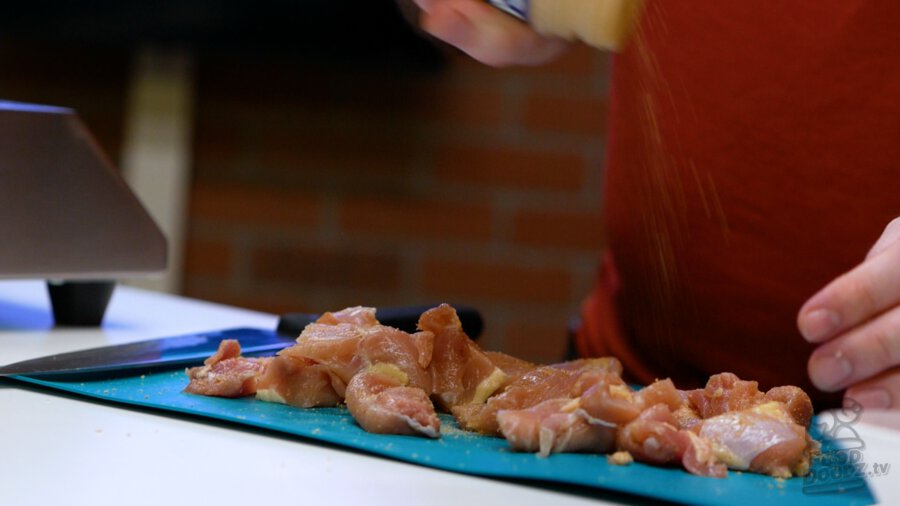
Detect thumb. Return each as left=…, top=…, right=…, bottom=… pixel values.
left=420, top=0, right=569, bottom=67
left=412, top=0, right=438, bottom=13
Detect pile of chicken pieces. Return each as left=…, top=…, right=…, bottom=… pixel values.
left=185, top=304, right=818, bottom=478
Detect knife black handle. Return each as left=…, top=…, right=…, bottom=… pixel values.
left=276, top=304, right=484, bottom=340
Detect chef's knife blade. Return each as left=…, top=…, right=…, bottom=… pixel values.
left=0, top=328, right=293, bottom=379
left=0, top=304, right=483, bottom=379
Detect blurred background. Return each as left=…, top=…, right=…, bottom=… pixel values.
left=0, top=0, right=610, bottom=362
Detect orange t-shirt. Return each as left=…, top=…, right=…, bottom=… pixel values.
left=575, top=1, right=900, bottom=408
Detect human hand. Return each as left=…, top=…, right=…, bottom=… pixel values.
left=799, top=217, right=900, bottom=409
left=412, top=0, right=570, bottom=67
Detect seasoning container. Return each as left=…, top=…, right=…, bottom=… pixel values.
left=487, top=0, right=646, bottom=51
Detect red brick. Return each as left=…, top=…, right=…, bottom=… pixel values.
left=416, top=84, right=506, bottom=127
left=181, top=277, right=227, bottom=304
left=340, top=196, right=494, bottom=241
left=513, top=209, right=606, bottom=251
left=253, top=246, right=402, bottom=290
left=523, top=93, right=608, bottom=136
left=189, top=183, right=320, bottom=228
left=178, top=35, right=617, bottom=322
left=433, top=145, right=586, bottom=191
left=199, top=65, right=430, bottom=127
left=181, top=275, right=312, bottom=315
left=422, top=257, right=572, bottom=303
left=445, top=52, right=517, bottom=81
left=183, top=238, right=233, bottom=278
left=192, top=123, right=242, bottom=174
left=252, top=71, right=507, bottom=128
left=188, top=286, right=316, bottom=317
left=259, top=128, right=417, bottom=176
left=447, top=42, right=607, bottom=80
left=513, top=44, right=601, bottom=78
left=503, top=321, right=570, bottom=363
left=234, top=295, right=315, bottom=317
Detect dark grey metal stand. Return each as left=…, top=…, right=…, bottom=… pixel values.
left=46, top=280, right=115, bottom=326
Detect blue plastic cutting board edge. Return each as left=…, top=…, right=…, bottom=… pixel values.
left=9, top=328, right=875, bottom=506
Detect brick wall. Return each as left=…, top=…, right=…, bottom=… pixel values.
left=185, top=44, right=611, bottom=362
left=0, top=35, right=611, bottom=364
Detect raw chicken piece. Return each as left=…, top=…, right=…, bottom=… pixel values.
left=315, top=306, right=379, bottom=327
left=410, top=331, right=435, bottom=371
left=205, top=338, right=242, bottom=364
left=617, top=404, right=727, bottom=478
left=274, top=308, right=441, bottom=436
left=279, top=322, right=366, bottom=396
left=345, top=363, right=440, bottom=438
left=764, top=386, right=814, bottom=427
left=455, top=360, right=621, bottom=435
left=699, top=401, right=818, bottom=478
left=255, top=354, right=342, bottom=407
left=671, top=403, right=703, bottom=431
left=480, top=354, right=623, bottom=396
left=579, top=376, right=686, bottom=427
left=186, top=306, right=820, bottom=481
left=634, top=379, right=685, bottom=411
left=343, top=324, right=439, bottom=437
left=418, top=304, right=506, bottom=410
left=577, top=371, right=643, bottom=426
left=356, top=325, right=434, bottom=393
left=184, top=339, right=268, bottom=398
left=484, top=351, right=537, bottom=391
left=270, top=316, right=433, bottom=407
left=281, top=310, right=435, bottom=399
left=687, top=372, right=814, bottom=427
left=687, top=372, right=765, bottom=418
left=497, top=397, right=617, bottom=457
left=277, top=307, right=378, bottom=391
left=504, top=372, right=815, bottom=479
left=551, top=357, right=623, bottom=377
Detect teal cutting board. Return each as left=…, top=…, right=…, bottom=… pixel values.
left=9, top=332, right=875, bottom=506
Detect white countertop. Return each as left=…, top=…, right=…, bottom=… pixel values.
left=1, top=280, right=897, bottom=505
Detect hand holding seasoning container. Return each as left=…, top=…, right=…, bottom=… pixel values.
left=488, top=0, right=646, bottom=50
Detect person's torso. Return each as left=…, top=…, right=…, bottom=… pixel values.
left=601, top=0, right=900, bottom=406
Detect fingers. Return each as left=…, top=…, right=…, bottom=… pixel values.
left=414, top=0, right=570, bottom=67
left=802, top=218, right=900, bottom=400
left=867, top=217, right=900, bottom=260
left=845, top=369, right=900, bottom=410
left=807, top=304, right=900, bottom=392
left=798, top=229, right=900, bottom=344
